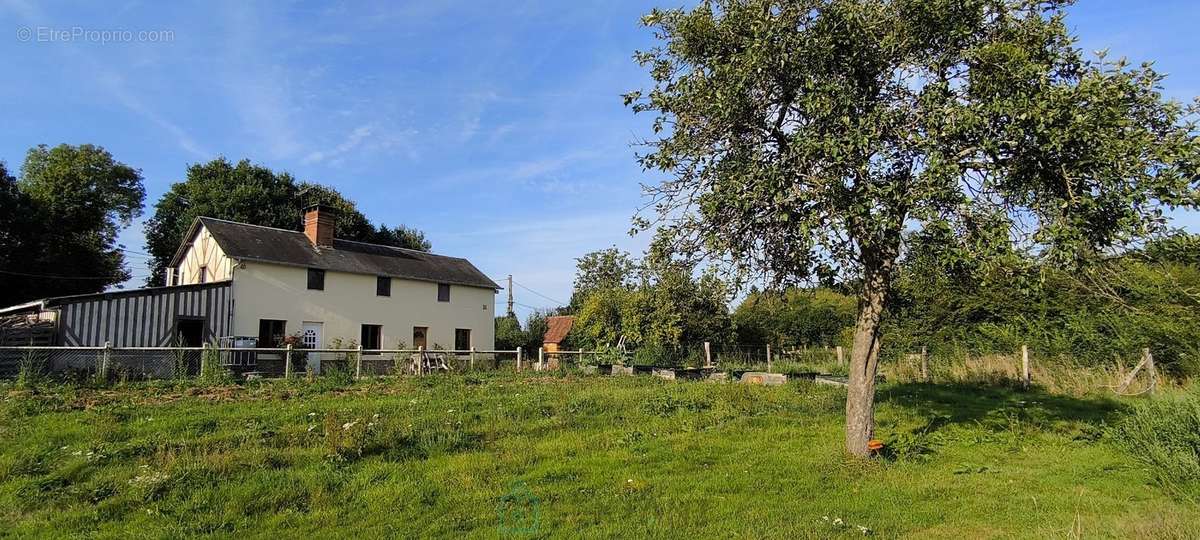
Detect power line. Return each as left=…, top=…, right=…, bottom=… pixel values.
left=512, top=280, right=567, bottom=306
left=512, top=300, right=553, bottom=312
left=118, top=248, right=154, bottom=257
left=0, top=269, right=131, bottom=280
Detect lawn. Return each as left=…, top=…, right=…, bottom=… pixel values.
left=0, top=372, right=1194, bottom=538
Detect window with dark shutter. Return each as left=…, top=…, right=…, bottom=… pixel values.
left=307, top=268, right=325, bottom=290
left=257, top=319, right=286, bottom=348
left=361, top=324, right=382, bottom=350
left=377, top=276, right=391, bottom=296
left=198, top=265, right=208, bottom=284
left=437, top=283, right=450, bottom=302
left=455, top=328, right=471, bottom=350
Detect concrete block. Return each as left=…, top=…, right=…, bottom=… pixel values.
left=581, top=365, right=598, bottom=375
left=740, top=372, right=787, bottom=386
left=813, top=375, right=848, bottom=387
left=652, top=368, right=676, bottom=380
left=707, top=372, right=729, bottom=382
left=610, top=365, right=634, bottom=376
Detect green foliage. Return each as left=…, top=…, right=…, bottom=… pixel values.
left=16, top=350, right=46, bottom=388
left=143, top=158, right=430, bottom=285
left=572, top=248, right=734, bottom=350
left=629, top=0, right=1199, bottom=289
left=1109, top=391, right=1200, bottom=499
left=494, top=315, right=524, bottom=351
left=570, top=247, right=637, bottom=309
left=0, top=145, right=145, bottom=305
left=733, top=288, right=856, bottom=349
left=587, top=345, right=626, bottom=366
left=887, top=234, right=1200, bottom=375
left=522, top=312, right=550, bottom=353
left=197, top=346, right=233, bottom=385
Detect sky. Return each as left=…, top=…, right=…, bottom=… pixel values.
left=2, top=0, right=1198, bottom=319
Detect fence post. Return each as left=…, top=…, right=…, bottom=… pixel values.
left=1144, top=347, right=1157, bottom=394
left=355, top=345, right=364, bottom=380
left=200, top=342, right=209, bottom=378
left=285, top=344, right=293, bottom=379
left=538, top=347, right=545, bottom=371
left=101, top=340, right=112, bottom=380
left=418, top=345, right=425, bottom=376
left=516, top=346, right=522, bottom=371
left=920, top=346, right=929, bottom=382
left=1021, top=344, right=1030, bottom=389
left=703, top=342, right=712, bottom=368
left=470, top=347, right=476, bottom=371
left=766, top=344, right=772, bottom=373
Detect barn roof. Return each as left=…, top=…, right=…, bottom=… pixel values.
left=543, top=316, right=575, bottom=344
left=0, top=280, right=231, bottom=314
left=168, top=217, right=499, bottom=290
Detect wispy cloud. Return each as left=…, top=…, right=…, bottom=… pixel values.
left=220, top=4, right=305, bottom=160
left=302, top=124, right=373, bottom=165
left=2, top=0, right=210, bottom=159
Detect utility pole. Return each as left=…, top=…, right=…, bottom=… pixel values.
left=506, top=274, right=515, bottom=317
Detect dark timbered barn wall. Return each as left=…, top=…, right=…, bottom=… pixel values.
left=56, top=282, right=232, bottom=346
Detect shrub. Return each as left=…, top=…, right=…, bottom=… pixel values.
left=1109, top=391, right=1200, bottom=498
left=198, top=344, right=233, bottom=385
left=16, top=350, right=46, bottom=388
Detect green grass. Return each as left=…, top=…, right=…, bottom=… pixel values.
left=0, top=372, right=1195, bottom=538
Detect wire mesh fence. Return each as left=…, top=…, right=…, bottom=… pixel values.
left=0, top=345, right=598, bottom=382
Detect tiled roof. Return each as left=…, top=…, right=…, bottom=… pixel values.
left=168, top=217, right=499, bottom=290
left=543, top=315, right=575, bottom=344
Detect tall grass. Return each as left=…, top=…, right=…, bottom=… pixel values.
left=882, top=352, right=1172, bottom=396
left=1108, top=389, right=1200, bottom=499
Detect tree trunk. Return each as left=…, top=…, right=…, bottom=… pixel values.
left=845, top=260, right=891, bottom=457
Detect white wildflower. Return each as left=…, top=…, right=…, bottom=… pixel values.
left=342, top=421, right=358, bottom=430
left=834, top=518, right=844, bottom=526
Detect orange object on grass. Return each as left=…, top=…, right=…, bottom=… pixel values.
left=867, top=439, right=884, bottom=452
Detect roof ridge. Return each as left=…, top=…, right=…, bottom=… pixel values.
left=198, top=216, right=305, bottom=235
left=334, top=237, right=461, bottom=259
left=199, top=216, right=457, bottom=259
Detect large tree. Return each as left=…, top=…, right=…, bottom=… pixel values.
left=627, top=0, right=1200, bottom=456
left=0, top=145, right=145, bottom=306
left=144, top=158, right=430, bottom=285
left=572, top=247, right=734, bottom=351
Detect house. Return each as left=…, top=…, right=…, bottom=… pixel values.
left=541, top=315, right=574, bottom=369
left=0, top=205, right=498, bottom=374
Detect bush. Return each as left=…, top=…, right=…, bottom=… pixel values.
left=16, top=350, right=47, bottom=388
left=632, top=342, right=684, bottom=367
left=1109, top=391, right=1200, bottom=498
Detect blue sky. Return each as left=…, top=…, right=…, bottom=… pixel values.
left=2, top=0, right=1198, bottom=319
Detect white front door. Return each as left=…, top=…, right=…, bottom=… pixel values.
left=301, top=321, right=323, bottom=374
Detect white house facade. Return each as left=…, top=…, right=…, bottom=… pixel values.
left=164, top=206, right=498, bottom=353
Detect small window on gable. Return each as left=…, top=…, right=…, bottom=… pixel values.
left=361, top=324, right=382, bottom=350
left=198, top=265, right=208, bottom=284
left=307, top=268, right=325, bottom=290
left=437, top=283, right=450, bottom=302
left=377, top=276, right=391, bottom=297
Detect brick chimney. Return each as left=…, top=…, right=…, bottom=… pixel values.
left=303, top=204, right=336, bottom=248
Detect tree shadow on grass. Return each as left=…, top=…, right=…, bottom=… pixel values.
left=877, top=381, right=1125, bottom=433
